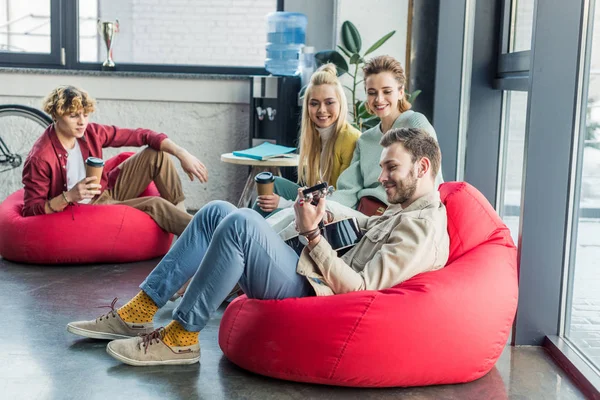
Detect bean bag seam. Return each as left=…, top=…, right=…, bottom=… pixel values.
left=329, top=293, right=377, bottom=380
left=225, top=299, right=246, bottom=355
left=109, top=208, right=127, bottom=256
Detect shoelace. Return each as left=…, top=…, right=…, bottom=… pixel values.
left=96, top=297, right=119, bottom=321
left=140, top=327, right=165, bottom=354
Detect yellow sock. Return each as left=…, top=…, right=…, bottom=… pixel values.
left=117, top=291, right=158, bottom=323
left=162, top=320, right=199, bottom=347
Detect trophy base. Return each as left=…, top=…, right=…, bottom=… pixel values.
left=101, top=64, right=116, bottom=71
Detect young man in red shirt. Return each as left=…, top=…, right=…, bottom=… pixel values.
left=22, top=85, right=208, bottom=235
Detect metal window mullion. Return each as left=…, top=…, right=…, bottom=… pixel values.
left=513, top=0, right=587, bottom=345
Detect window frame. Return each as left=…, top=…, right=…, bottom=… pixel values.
left=0, top=0, right=284, bottom=75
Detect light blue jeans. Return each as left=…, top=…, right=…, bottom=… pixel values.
left=140, top=200, right=314, bottom=332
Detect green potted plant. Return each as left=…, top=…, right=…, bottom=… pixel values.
left=314, top=21, right=420, bottom=131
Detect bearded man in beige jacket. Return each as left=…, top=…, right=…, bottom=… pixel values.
left=67, top=126, right=449, bottom=367
left=295, top=127, right=450, bottom=295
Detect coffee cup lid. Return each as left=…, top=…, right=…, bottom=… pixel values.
left=254, top=171, right=275, bottom=184
left=85, top=157, right=105, bottom=167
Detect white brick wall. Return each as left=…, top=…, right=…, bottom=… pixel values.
left=81, top=0, right=276, bottom=66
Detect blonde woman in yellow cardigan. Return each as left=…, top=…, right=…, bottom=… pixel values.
left=254, top=63, right=360, bottom=217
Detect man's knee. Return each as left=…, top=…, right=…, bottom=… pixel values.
left=192, top=200, right=236, bottom=228
left=219, top=208, right=262, bottom=233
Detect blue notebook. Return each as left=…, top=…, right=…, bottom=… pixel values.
left=233, top=142, right=296, bottom=161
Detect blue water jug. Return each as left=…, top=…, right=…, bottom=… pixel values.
left=265, top=12, right=307, bottom=76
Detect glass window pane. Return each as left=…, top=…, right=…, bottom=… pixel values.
left=564, top=0, right=600, bottom=370
left=499, top=91, right=528, bottom=245
left=510, top=0, right=534, bottom=52
left=78, top=0, right=277, bottom=67
left=0, top=0, right=51, bottom=54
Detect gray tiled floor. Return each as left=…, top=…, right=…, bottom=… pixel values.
left=0, top=256, right=588, bottom=399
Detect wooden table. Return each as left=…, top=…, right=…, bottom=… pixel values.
left=221, top=152, right=299, bottom=208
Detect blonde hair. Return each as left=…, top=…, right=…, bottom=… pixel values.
left=298, top=63, right=349, bottom=186
left=42, top=85, right=96, bottom=119
left=363, top=55, right=411, bottom=114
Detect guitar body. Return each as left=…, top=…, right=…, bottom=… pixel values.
left=285, top=217, right=364, bottom=256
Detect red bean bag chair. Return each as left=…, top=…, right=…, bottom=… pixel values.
left=0, top=152, right=173, bottom=265
left=219, top=181, right=518, bottom=387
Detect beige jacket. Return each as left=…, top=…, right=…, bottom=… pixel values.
left=296, top=191, right=450, bottom=296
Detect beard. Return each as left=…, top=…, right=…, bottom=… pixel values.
left=385, top=170, right=418, bottom=205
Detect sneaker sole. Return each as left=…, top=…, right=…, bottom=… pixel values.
left=66, top=324, right=133, bottom=341
left=106, top=343, right=200, bottom=366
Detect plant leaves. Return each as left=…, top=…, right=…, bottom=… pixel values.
left=337, top=45, right=353, bottom=58
left=407, top=89, right=422, bottom=104
left=364, top=30, right=396, bottom=56
left=349, top=53, right=361, bottom=65
left=357, top=101, right=371, bottom=118
left=341, top=21, right=361, bottom=53
left=314, top=50, right=348, bottom=75
left=299, top=85, right=307, bottom=99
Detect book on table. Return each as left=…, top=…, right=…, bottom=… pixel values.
left=232, top=142, right=297, bottom=161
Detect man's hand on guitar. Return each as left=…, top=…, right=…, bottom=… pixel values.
left=294, top=186, right=327, bottom=233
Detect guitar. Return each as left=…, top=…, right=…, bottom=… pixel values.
left=285, top=217, right=364, bottom=256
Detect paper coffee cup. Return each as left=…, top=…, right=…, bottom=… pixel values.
left=255, top=171, right=275, bottom=196
left=85, top=157, right=105, bottom=183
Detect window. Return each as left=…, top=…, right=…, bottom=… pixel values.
left=509, top=0, right=534, bottom=52
left=564, top=0, right=600, bottom=371
left=0, top=0, right=281, bottom=74
left=497, top=91, right=528, bottom=244
left=0, top=0, right=51, bottom=53
left=0, top=0, right=60, bottom=65
left=78, top=0, right=276, bottom=68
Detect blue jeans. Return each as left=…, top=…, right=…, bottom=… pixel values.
left=140, top=200, right=314, bottom=332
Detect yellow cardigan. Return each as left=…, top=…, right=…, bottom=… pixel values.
left=330, top=123, right=361, bottom=188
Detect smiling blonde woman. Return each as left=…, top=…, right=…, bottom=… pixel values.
left=253, top=63, right=360, bottom=217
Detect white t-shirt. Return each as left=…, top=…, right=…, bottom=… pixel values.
left=66, top=140, right=91, bottom=204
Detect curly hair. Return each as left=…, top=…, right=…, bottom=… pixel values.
left=42, top=85, right=96, bottom=119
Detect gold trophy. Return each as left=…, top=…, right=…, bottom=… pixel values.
left=97, top=19, right=119, bottom=70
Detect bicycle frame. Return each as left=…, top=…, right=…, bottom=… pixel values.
left=0, top=134, right=21, bottom=172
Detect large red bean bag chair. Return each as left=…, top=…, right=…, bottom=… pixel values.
left=219, top=181, right=518, bottom=387
left=0, top=152, right=173, bottom=264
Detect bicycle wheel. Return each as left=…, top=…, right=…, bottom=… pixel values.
left=0, top=104, right=52, bottom=202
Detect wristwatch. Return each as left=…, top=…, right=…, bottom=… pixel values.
left=298, top=228, right=321, bottom=246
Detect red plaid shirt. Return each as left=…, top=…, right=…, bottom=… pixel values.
left=21, top=123, right=167, bottom=216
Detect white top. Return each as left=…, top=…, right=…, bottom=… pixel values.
left=316, top=124, right=335, bottom=181
left=66, top=140, right=91, bottom=204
